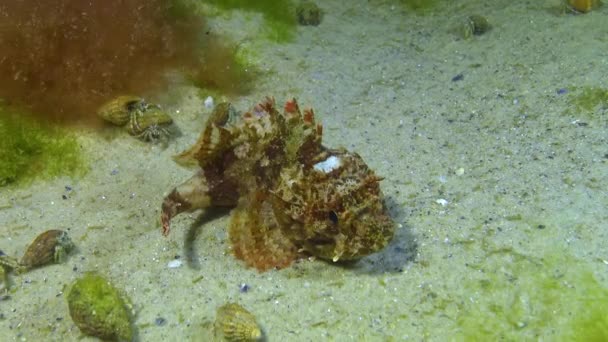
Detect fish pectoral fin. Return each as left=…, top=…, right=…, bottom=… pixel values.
left=161, top=170, right=212, bottom=236
left=229, top=201, right=299, bottom=272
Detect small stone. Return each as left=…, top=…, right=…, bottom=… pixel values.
left=167, top=259, right=183, bottom=269
left=436, top=199, right=449, bottom=207
left=239, top=283, right=250, bottom=293
left=451, top=73, right=464, bottom=82
left=204, top=96, right=214, bottom=109
left=155, top=317, right=167, bottom=326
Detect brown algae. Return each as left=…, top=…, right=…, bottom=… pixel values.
left=0, top=0, right=247, bottom=123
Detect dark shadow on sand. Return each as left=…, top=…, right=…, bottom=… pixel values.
left=183, top=207, right=231, bottom=270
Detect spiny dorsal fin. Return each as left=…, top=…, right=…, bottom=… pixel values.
left=173, top=102, right=237, bottom=167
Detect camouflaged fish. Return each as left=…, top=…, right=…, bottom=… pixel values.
left=161, top=97, right=394, bottom=271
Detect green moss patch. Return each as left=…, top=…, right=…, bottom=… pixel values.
left=456, top=247, right=608, bottom=340
left=0, top=107, right=87, bottom=187
left=205, top=0, right=297, bottom=42
left=398, top=0, right=445, bottom=13
left=569, top=86, right=608, bottom=118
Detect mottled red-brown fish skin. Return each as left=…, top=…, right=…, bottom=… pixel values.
left=160, top=97, right=394, bottom=270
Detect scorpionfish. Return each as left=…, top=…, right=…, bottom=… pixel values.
left=161, top=97, right=394, bottom=271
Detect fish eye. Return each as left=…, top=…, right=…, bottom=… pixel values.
left=328, top=211, right=339, bottom=224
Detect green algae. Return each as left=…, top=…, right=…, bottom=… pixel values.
left=165, top=0, right=200, bottom=20
left=569, top=86, right=608, bottom=118
left=189, top=43, right=262, bottom=98
left=0, top=107, right=87, bottom=187
left=455, top=247, right=608, bottom=341
left=162, top=0, right=263, bottom=96
left=67, top=272, right=133, bottom=341
left=398, top=0, right=444, bottom=13
left=566, top=272, right=608, bottom=341
left=205, top=0, right=296, bottom=42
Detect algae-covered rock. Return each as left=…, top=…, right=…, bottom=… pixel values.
left=67, top=272, right=133, bottom=341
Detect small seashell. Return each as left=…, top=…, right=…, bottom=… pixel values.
left=97, top=95, right=146, bottom=126
left=296, top=1, right=323, bottom=26
left=19, top=229, right=74, bottom=271
left=126, top=105, right=174, bottom=142
left=458, top=15, right=491, bottom=39
left=127, top=106, right=173, bottom=135
left=214, top=303, right=262, bottom=342
left=97, top=95, right=174, bottom=142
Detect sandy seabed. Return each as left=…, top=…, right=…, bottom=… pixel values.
left=1, top=1, right=607, bottom=341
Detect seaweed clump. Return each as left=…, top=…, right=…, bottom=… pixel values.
left=0, top=0, right=251, bottom=125
left=0, top=105, right=87, bottom=186
left=205, top=0, right=297, bottom=42
left=569, top=86, right=608, bottom=113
